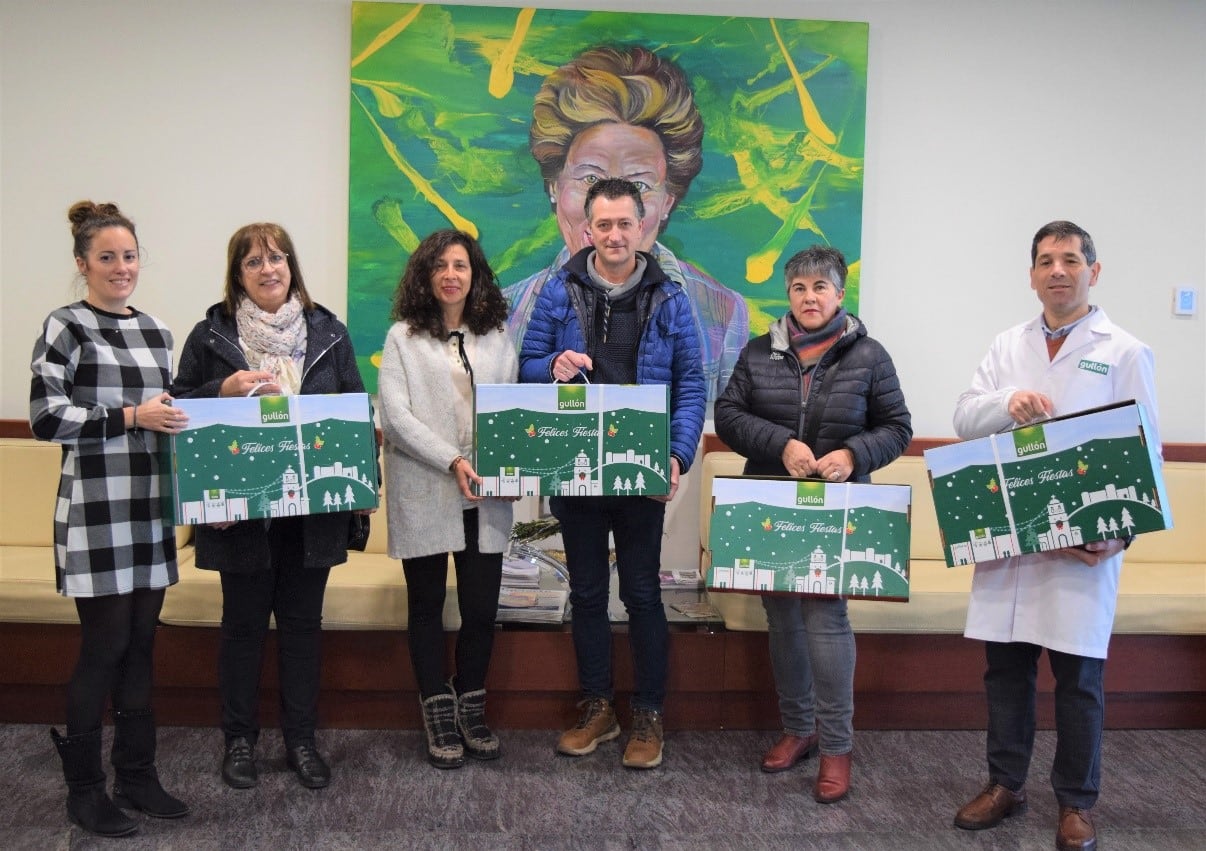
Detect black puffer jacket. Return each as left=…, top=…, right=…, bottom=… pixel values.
left=172, top=302, right=368, bottom=573
left=714, top=313, right=911, bottom=481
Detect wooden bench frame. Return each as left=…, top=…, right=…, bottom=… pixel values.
left=3, top=421, right=1203, bottom=730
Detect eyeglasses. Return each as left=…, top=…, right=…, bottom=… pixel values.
left=242, top=252, right=288, bottom=272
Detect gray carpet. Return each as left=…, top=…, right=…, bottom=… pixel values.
left=2, top=725, right=1204, bottom=849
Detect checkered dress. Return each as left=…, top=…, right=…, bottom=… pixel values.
left=29, top=301, right=178, bottom=597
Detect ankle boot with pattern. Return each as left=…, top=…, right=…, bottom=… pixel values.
left=51, top=727, right=139, bottom=837
left=453, top=684, right=500, bottom=760
left=420, top=693, right=464, bottom=769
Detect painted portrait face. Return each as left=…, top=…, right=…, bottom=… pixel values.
left=239, top=237, right=293, bottom=314
left=1030, top=235, right=1099, bottom=327
left=551, top=122, right=675, bottom=254
left=787, top=272, right=844, bottom=331
left=77, top=226, right=139, bottom=313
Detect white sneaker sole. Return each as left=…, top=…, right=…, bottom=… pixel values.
left=622, top=740, right=664, bottom=769
left=556, top=723, right=621, bottom=756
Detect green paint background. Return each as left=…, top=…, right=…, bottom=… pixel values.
left=349, top=2, right=869, bottom=391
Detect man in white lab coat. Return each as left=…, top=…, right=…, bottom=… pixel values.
left=950, top=221, right=1160, bottom=851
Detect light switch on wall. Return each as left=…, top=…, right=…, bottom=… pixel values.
left=1173, top=287, right=1197, bottom=316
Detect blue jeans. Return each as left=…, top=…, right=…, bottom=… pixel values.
left=761, top=595, right=856, bottom=755
left=551, top=496, right=667, bottom=713
left=983, top=641, right=1104, bottom=809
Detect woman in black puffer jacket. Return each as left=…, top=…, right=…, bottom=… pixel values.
left=714, top=246, right=911, bottom=804
left=173, top=223, right=374, bottom=793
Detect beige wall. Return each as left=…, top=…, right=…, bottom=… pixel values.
left=3, top=0, right=1204, bottom=442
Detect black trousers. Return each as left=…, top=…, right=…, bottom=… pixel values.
left=218, top=520, right=330, bottom=749
left=984, top=641, right=1105, bottom=809
left=402, top=509, right=502, bottom=699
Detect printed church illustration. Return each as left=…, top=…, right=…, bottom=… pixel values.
left=178, top=462, right=368, bottom=523
left=480, top=448, right=661, bottom=497
left=947, top=482, right=1156, bottom=565
left=712, top=545, right=898, bottom=596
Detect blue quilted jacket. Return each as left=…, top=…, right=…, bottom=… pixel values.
left=518, top=248, right=706, bottom=471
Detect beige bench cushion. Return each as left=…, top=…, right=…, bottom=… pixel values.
left=157, top=550, right=463, bottom=631
left=0, top=543, right=198, bottom=624
left=0, top=546, right=80, bottom=623
left=0, top=438, right=61, bottom=547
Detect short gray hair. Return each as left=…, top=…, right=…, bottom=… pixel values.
left=784, top=246, right=847, bottom=291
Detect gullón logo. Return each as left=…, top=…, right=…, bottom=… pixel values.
left=557, top=385, right=587, bottom=411
left=796, top=480, right=826, bottom=506
left=259, top=396, right=291, bottom=424
left=1012, top=424, right=1047, bottom=458
left=1078, top=359, right=1110, bottom=376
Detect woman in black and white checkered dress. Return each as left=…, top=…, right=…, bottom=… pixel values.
left=30, top=201, right=191, bottom=838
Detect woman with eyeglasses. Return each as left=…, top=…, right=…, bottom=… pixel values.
left=173, top=223, right=373, bottom=790
left=377, top=229, right=517, bottom=768
left=31, top=201, right=190, bottom=837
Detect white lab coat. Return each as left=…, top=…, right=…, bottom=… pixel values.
left=953, top=308, right=1160, bottom=658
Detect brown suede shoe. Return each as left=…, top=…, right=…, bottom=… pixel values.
left=953, top=782, right=1028, bottom=830
left=621, top=708, right=664, bottom=769
left=1056, top=807, right=1096, bottom=851
left=761, top=733, right=820, bottom=773
left=812, top=752, right=851, bottom=803
left=556, top=698, right=619, bottom=756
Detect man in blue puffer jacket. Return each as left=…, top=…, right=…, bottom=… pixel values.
left=519, top=178, right=706, bottom=770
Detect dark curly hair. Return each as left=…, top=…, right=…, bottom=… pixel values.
left=390, top=230, right=508, bottom=338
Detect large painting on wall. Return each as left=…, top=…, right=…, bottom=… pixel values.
left=349, top=2, right=868, bottom=398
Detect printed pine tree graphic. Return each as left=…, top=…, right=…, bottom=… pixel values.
left=987, top=476, right=999, bottom=494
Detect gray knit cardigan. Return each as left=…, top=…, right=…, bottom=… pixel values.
left=377, top=320, right=518, bottom=560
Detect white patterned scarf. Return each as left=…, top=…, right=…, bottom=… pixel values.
left=236, top=294, right=307, bottom=395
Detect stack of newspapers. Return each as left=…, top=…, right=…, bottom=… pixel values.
left=496, top=544, right=569, bottom=624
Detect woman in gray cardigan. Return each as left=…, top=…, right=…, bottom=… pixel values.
left=378, top=230, right=518, bottom=768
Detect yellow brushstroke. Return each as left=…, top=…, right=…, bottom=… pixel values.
left=746, top=177, right=825, bottom=284
left=799, top=134, right=862, bottom=176
left=373, top=198, right=421, bottom=253
left=488, top=8, right=535, bottom=99
left=731, top=150, right=790, bottom=223
left=770, top=19, right=836, bottom=146
left=370, top=352, right=383, bottom=369
left=352, top=4, right=424, bottom=68
left=745, top=299, right=783, bottom=337
left=353, top=92, right=477, bottom=238
left=362, top=81, right=405, bottom=119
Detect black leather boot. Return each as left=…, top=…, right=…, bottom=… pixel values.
left=110, top=709, right=189, bottom=818
left=51, top=727, right=139, bottom=837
